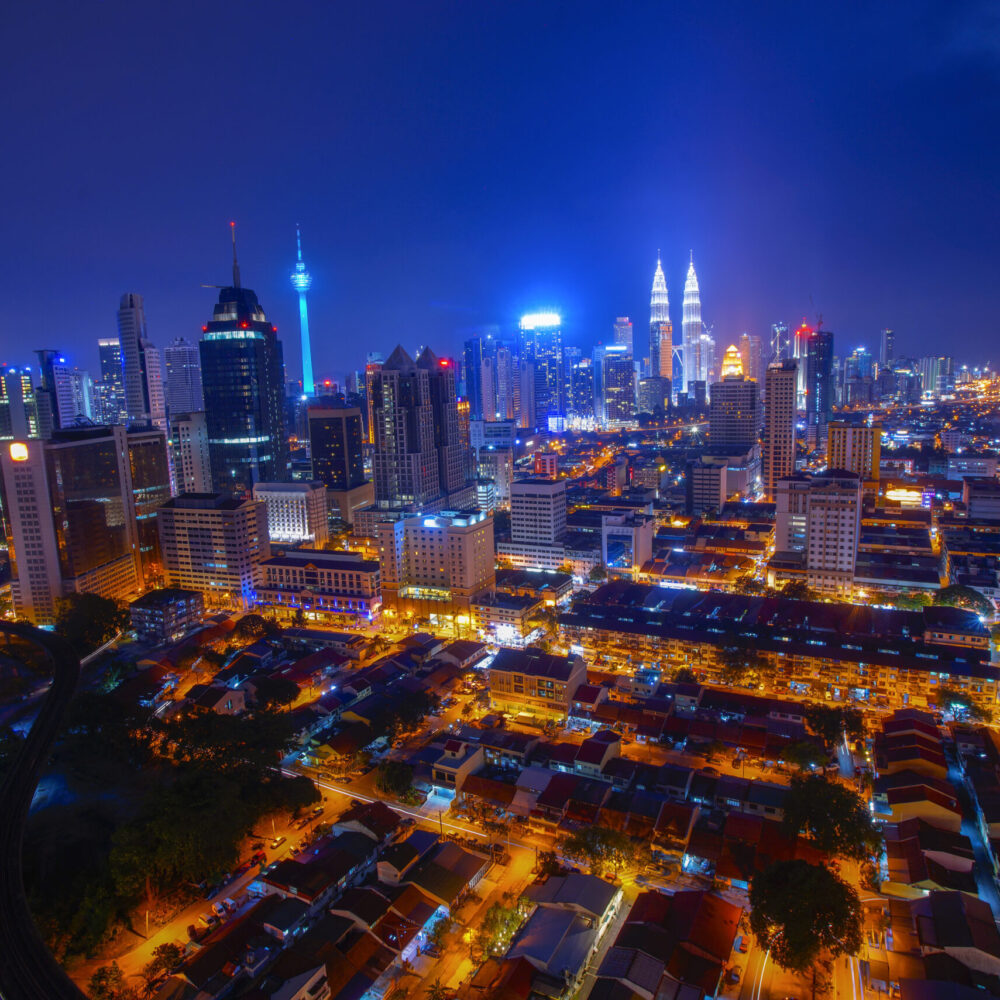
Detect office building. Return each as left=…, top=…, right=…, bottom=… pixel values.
left=496, top=477, right=574, bottom=570
left=568, top=356, right=595, bottom=419
left=682, top=255, right=703, bottom=391
left=637, top=376, right=670, bottom=416
left=880, top=328, right=895, bottom=368
left=289, top=225, right=315, bottom=397
left=0, top=368, right=43, bottom=440
left=709, top=350, right=759, bottom=452
left=762, top=360, right=797, bottom=500
left=95, top=338, right=127, bottom=424
left=600, top=347, right=636, bottom=423
left=257, top=549, right=381, bottom=623
left=378, top=508, right=495, bottom=618
left=463, top=337, right=485, bottom=420
left=518, top=313, right=564, bottom=428
left=770, top=322, right=790, bottom=363
left=307, top=405, right=372, bottom=524
left=648, top=258, right=674, bottom=382
left=773, top=471, right=862, bottom=596
left=0, top=427, right=148, bottom=624
left=738, top=333, right=764, bottom=383
left=805, top=329, right=834, bottom=448
left=369, top=344, right=473, bottom=511
left=199, top=232, right=288, bottom=493
left=169, top=411, right=213, bottom=494
left=792, top=320, right=812, bottom=408
left=827, top=422, right=882, bottom=485
left=495, top=344, right=515, bottom=420
left=130, top=588, right=205, bottom=643
left=163, top=337, right=204, bottom=415
left=34, top=351, right=93, bottom=430
left=253, top=481, right=329, bottom=546
left=128, top=427, right=172, bottom=583
left=919, top=356, right=954, bottom=396
left=117, top=293, right=167, bottom=430
left=613, top=316, right=634, bottom=357
left=158, top=492, right=269, bottom=609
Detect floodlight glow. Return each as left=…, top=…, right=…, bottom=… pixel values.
left=9, top=442, right=28, bottom=462
left=519, top=312, right=562, bottom=331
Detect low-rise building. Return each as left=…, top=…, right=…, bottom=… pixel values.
left=129, top=587, right=204, bottom=642
left=488, top=646, right=587, bottom=720
left=257, top=548, right=381, bottom=623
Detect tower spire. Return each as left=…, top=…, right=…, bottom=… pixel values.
left=230, top=221, right=241, bottom=288
left=296, top=223, right=303, bottom=263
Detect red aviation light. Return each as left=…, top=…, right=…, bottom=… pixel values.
left=241, top=321, right=249, bottom=329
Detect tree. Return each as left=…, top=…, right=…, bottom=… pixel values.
left=88, top=962, right=137, bottom=1000
left=718, top=642, right=767, bottom=688
left=253, top=675, right=301, bottom=709
left=805, top=704, right=863, bottom=750
left=55, top=593, right=128, bottom=655
left=233, top=613, right=269, bottom=642
left=779, top=741, right=826, bottom=771
left=936, top=685, right=991, bottom=722
left=149, top=942, right=183, bottom=973
left=934, top=585, right=992, bottom=617
left=779, top=580, right=816, bottom=602
left=749, top=859, right=861, bottom=972
left=561, top=825, right=636, bottom=875
left=426, top=980, right=450, bottom=1000
left=376, top=760, right=414, bottom=797
left=781, top=775, right=881, bottom=860
left=589, top=565, right=608, bottom=583
left=671, top=667, right=696, bottom=684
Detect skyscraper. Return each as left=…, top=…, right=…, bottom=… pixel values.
left=827, top=421, right=882, bottom=484
left=199, top=227, right=288, bottom=494
left=308, top=405, right=372, bottom=524
left=738, top=333, right=764, bottom=383
left=163, top=337, right=204, bottom=415
left=599, top=346, right=636, bottom=423
left=649, top=257, right=673, bottom=383
left=770, top=322, right=790, bottom=363
left=763, top=360, right=797, bottom=500
left=35, top=352, right=94, bottom=429
left=792, top=320, right=812, bottom=409
left=417, top=347, right=469, bottom=500
left=169, top=411, right=213, bottom=493
left=709, top=348, right=759, bottom=452
left=614, top=316, right=634, bottom=357
left=806, top=329, right=835, bottom=448
left=0, top=367, right=42, bottom=440
left=518, top=312, right=563, bottom=428
left=95, top=338, right=127, bottom=425
left=879, top=328, right=895, bottom=369
left=117, top=293, right=167, bottom=430
left=682, top=255, right=702, bottom=392
left=290, top=225, right=315, bottom=397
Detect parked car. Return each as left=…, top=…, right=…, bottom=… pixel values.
left=198, top=913, right=219, bottom=928
left=736, top=936, right=749, bottom=953
left=311, top=804, right=324, bottom=817
left=212, top=901, right=227, bottom=918
left=270, top=835, right=287, bottom=849
left=251, top=850, right=267, bottom=865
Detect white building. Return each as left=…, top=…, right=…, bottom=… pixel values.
left=497, top=477, right=571, bottom=571
left=163, top=337, right=204, bottom=415
left=169, top=411, right=213, bottom=494
left=253, top=481, right=329, bottom=546
left=773, top=471, right=861, bottom=596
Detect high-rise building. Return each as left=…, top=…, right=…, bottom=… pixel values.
left=163, top=337, right=204, bottom=416
left=495, top=476, right=571, bottom=570
left=738, top=333, right=764, bottom=383
left=199, top=229, right=288, bottom=494
left=0, top=426, right=157, bottom=624
left=682, top=255, right=703, bottom=392
left=463, top=337, right=485, bottom=420
left=770, top=322, right=790, bottom=363
left=128, top=427, right=172, bottom=583
left=495, top=344, right=515, bottom=420
left=709, top=350, right=759, bottom=453
left=95, top=338, right=127, bottom=425
left=600, top=347, right=636, bottom=423
left=614, top=316, right=634, bottom=357
left=568, top=356, right=595, bottom=419
left=763, top=360, right=798, bottom=500
left=773, top=471, right=861, bottom=596
left=637, top=376, right=670, bottom=416
left=253, top=481, right=329, bottom=546
left=369, top=344, right=472, bottom=511
left=792, top=320, right=812, bottom=409
left=378, top=508, right=494, bottom=618
left=517, top=359, right=536, bottom=430
left=158, top=493, right=269, bottom=609
left=827, top=422, right=882, bottom=484
left=307, top=405, right=371, bottom=524
left=169, top=411, right=213, bottom=494
left=518, top=313, right=563, bottom=428
left=290, top=225, right=315, bottom=398
left=918, top=356, right=954, bottom=396
left=880, top=328, right=895, bottom=369
left=648, top=257, right=674, bottom=387
left=363, top=353, right=384, bottom=444
left=806, top=329, right=835, bottom=448
left=35, top=351, right=92, bottom=430
left=117, top=293, right=167, bottom=430
left=0, top=368, right=42, bottom=440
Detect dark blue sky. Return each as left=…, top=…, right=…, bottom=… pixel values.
left=1, top=1, right=998, bottom=384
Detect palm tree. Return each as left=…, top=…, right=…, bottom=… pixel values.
left=426, top=978, right=449, bottom=1000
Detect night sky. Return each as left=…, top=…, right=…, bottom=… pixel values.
left=2, top=1, right=998, bottom=384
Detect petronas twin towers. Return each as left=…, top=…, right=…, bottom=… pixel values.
left=649, top=252, right=705, bottom=396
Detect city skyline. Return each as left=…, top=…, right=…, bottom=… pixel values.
left=2, top=4, right=998, bottom=377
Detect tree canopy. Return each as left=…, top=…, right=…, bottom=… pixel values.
left=55, top=593, right=129, bottom=655
left=805, top=704, right=864, bottom=749
left=561, top=825, right=635, bottom=875
left=749, top=859, right=862, bottom=972
left=781, top=774, right=881, bottom=860
left=779, top=580, right=816, bottom=602
left=936, top=685, right=991, bottom=722
left=375, top=760, right=414, bottom=797
left=933, top=585, right=992, bottom=616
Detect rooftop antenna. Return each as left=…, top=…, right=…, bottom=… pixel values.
left=231, top=221, right=241, bottom=288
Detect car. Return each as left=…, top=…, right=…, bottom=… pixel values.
left=212, top=901, right=227, bottom=918
left=251, top=850, right=267, bottom=865
left=727, top=966, right=743, bottom=985
left=702, top=766, right=719, bottom=777
left=292, top=817, right=309, bottom=831
left=400, top=817, right=416, bottom=827
left=311, top=804, right=324, bottom=817
left=198, top=913, right=219, bottom=928
left=290, top=843, right=302, bottom=856
left=270, top=835, right=286, bottom=849
left=340, top=776, right=353, bottom=784
left=736, top=936, right=748, bottom=953
left=349, top=798, right=363, bottom=807
left=731, top=757, right=742, bottom=768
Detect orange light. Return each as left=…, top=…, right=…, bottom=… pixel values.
left=9, top=442, right=28, bottom=462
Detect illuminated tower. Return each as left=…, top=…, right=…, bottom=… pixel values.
left=290, top=225, right=315, bottom=397
left=682, top=254, right=702, bottom=392
left=649, top=256, right=673, bottom=383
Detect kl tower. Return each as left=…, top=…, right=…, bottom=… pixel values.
left=290, top=225, right=315, bottom=396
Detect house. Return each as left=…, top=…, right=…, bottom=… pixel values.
left=874, top=770, right=964, bottom=833
left=332, top=800, right=401, bottom=845
left=525, top=872, right=623, bottom=933
left=403, top=840, right=491, bottom=910
left=430, top=739, right=485, bottom=796
left=377, top=831, right=439, bottom=885
left=883, top=819, right=977, bottom=897
left=574, top=731, right=621, bottom=777
left=185, top=683, right=246, bottom=715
